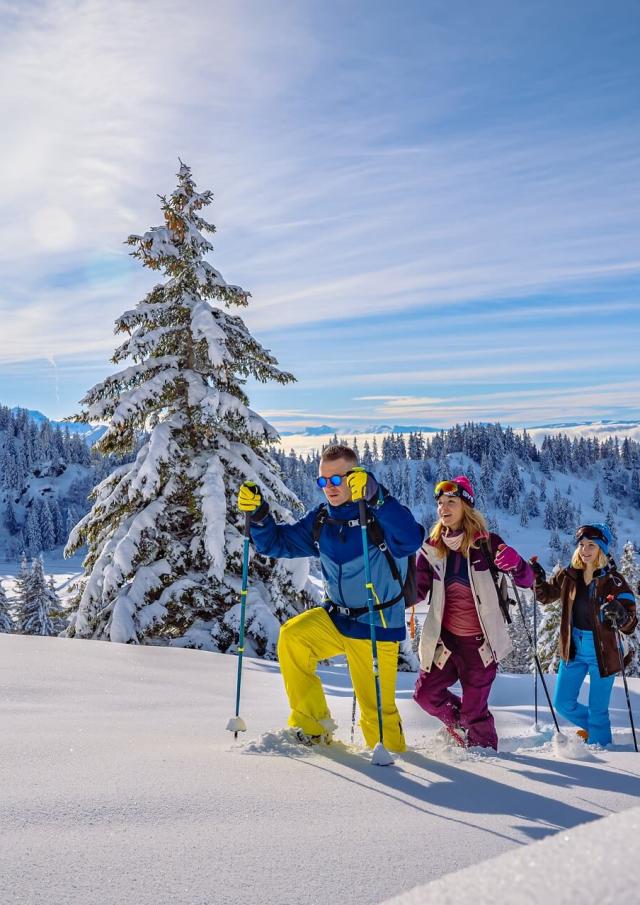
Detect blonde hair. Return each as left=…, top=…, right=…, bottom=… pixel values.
left=571, top=545, right=607, bottom=571
left=430, top=502, right=489, bottom=558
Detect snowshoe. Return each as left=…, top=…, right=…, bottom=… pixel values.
left=291, top=727, right=332, bottom=747
left=435, top=724, right=468, bottom=748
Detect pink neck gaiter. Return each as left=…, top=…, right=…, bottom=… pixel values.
left=441, top=529, right=464, bottom=552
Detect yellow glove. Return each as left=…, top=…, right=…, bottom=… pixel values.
left=346, top=467, right=377, bottom=502
left=238, top=481, right=262, bottom=513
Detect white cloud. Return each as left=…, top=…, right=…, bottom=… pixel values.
left=1, top=1, right=639, bottom=426
left=0, top=0, right=316, bottom=268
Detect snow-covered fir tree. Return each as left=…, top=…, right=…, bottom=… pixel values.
left=398, top=636, right=419, bottom=672
left=619, top=540, right=640, bottom=676
left=47, top=575, right=67, bottom=635
left=592, top=483, right=603, bottom=511
left=25, top=504, right=43, bottom=555
left=411, top=613, right=422, bottom=654
left=549, top=529, right=562, bottom=559
left=65, top=163, right=313, bottom=655
left=14, top=553, right=30, bottom=628
left=605, top=510, right=618, bottom=553
left=17, top=556, right=55, bottom=636
left=502, top=589, right=535, bottom=674
left=0, top=580, right=14, bottom=633
left=479, top=452, right=493, bottom=503
left=537, top=599, right=562, bottom=673
left=620, top=540, right=640, bottom=591
left=0, top=405, right=122, bottom=557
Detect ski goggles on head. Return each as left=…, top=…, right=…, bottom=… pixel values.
left=575, top=525, right=608, bottom=543
left=434, top=480, right=474, bottom=505
left=316, top=474, right=346, bottom=489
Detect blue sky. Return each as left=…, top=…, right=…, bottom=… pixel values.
left=1, top=0, right=638, bottom=431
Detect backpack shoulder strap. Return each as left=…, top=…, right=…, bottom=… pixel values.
left=480, top=534, right=512, bottom=625
left=480, top=535, right=499, bottom=579
left=312, top=506, right=404, bottom=590
left=312, top=504, right=329, bottom=549
left=367, top=511, right=403, bottom=585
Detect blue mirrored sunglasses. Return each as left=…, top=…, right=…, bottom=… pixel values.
left=316, top=474, right=345, bottom=488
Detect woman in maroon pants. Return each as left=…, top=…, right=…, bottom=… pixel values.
left=413, top=476, right=533, bottom=749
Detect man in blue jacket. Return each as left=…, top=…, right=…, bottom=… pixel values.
left=238, top=444, right=424, bottom=751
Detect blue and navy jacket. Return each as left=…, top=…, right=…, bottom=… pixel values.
left=250, top=490, right=424, bottom=641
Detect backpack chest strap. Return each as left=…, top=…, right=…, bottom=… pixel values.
left=325, top=590, right=404, bottom=618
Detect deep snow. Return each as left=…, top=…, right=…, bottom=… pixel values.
left=1, top=633, right=638, bottom=905
left=383, top=803, right=640, bottom=904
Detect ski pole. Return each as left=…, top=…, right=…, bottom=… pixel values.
left=605, top=596, right=638, bottom=753
left=508, top=575, right=561, bottom=733
left=357, top=497, right=393, bottom=765
left=530, top=556, right=540, bottom=727
left=226, top=512, right=251, bottom=738
left=350, top=692, right=357, bottom=744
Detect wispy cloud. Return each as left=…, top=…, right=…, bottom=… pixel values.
left=354, top=379, right=640, bottom=427
left=0, top=0, right=315, bottom=267
left=1, top=0, right=639, bottom=426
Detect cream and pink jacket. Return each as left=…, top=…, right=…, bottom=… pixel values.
left=417, top=533, right=534, bottom=672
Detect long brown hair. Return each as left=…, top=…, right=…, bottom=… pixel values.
left=429, top=502, right=490, bottom=559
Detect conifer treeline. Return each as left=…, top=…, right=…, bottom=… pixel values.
left=0, top=406, right=137, bottom=557
left=272, top=422, right=640, bottom=538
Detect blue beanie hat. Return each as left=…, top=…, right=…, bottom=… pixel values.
left=576, top=522, right=612, bottom=555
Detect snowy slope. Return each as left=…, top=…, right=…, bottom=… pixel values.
left=383, top=804, right=640, bottom=905
left=1, top=634, right=638, bottom=905
left=0, top=553, right=84, bottom=604
left=425, top=451, right=638, bottom=573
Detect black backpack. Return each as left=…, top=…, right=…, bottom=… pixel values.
left=311, top=504, right=417, bottom=615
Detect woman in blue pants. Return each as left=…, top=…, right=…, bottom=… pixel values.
left=532, top=524, right=636, bottom=746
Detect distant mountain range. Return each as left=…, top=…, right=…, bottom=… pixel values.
left=11, top=408, right=107, bottom=445
left=280, top=424, right=442, bottom=437
left=280, top=420, right=640, bottom=438
left=13, top=408, right=640, bottom=446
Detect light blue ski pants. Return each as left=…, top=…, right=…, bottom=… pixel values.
left=554, top=628, right=615, bottom=746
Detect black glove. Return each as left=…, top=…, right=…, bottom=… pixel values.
left=530, top=559, right=546, bottom=583
left=600, top=599, right=627, bottom=628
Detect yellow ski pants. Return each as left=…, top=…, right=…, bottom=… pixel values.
left=277, top=607, right=406, bottom=752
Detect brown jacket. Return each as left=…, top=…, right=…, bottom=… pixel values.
left=535, top=565, right=637, bottom=677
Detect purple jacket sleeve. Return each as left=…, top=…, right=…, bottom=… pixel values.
left=416, top=548, right=435, bottom=602
left=490, top=533, right=534, bottom=588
